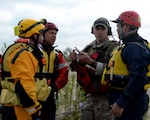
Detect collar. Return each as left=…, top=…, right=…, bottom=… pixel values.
left=91, top=38, right=109, bottom=48
left=42, top=43, right=54, bottom=53
left=123, top=33, right=144, bottom=44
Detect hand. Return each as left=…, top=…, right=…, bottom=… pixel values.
left=31, top=109, right=41, bottom=120
left=110, top=102, right=124, bottom=117
left=26, top=101, right=42, bottom=116
left=69, top=50, right=77, bottom=61
left=30, top=102, right=42, bottom=119
left=78, top=52, right=93, bottom=65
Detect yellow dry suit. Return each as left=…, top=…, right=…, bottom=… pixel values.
left=0, top=42, right=51, bottom=107
left=102, top=44, right=150, bottom=90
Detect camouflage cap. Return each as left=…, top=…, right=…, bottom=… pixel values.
left=93, top=17, right=110, bottom=28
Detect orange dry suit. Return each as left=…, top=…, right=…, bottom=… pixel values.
left=0, top=40, right=50, bottom=120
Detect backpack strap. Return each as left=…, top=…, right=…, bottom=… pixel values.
left=2, top=43, right=32, bottom=79
left=11, top=48, right=28, bottom=64
left=126, top=42, right=150, bottom=53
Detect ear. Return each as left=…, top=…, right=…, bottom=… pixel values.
left=123, top=24, right=130, bottom=32
left=33, top=34, right=37, bottom=38
left=108, top=27, right=112, bottom=35
left=126, top=24, right=131, bottom=30
left=32, top=34, right=39, bottom=41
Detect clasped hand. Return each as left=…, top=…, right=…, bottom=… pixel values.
left=110, top=102, right=124, bottom=118
left=70, top=50, right=93, bottom=65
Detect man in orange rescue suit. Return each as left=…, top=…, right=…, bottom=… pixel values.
left=40, top=20, right=69, bottom=120
left=103, top=10, right=149, bottom=120
left=69, top=17, right=118, bottom=120
left=0, top=18, right=48, bottom=120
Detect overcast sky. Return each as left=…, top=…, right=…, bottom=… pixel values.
left=0, top=0, right=150, bottom=53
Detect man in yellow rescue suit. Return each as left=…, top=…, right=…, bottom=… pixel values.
left=0, top=18, right=49, bottom=120
left=102, top=11, right=149, bottom=120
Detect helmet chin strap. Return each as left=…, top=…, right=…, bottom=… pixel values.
left=118, top=23, right=137, bottom=42
left=119, top=29, right=137, bottom=41
left=31, top=35, right=39, bottom=47
left=43, top=39, right=51, bottom=46
left=32, top=34, right=43, bottom=64
left=43, top=39, right=58, bottom=48
left=118, top=23, right=124, bottom=44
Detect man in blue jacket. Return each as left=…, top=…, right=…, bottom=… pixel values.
left=103, top=10, right=149, bottom=120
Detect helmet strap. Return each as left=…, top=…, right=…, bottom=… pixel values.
left=31, top=35, right=38, bottom=47
left=43, top=39, right=50, bottom=46
left=122, top=30, right=137, bottom=39
left=21, top=22, right=41, bottom=34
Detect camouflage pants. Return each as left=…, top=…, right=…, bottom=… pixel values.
left=79, top=93, right=114, bottom=120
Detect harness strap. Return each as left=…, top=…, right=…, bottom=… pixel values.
left=2, top=72, right=52, bottom=81
left=11, top=48, right=28, bottom=64
left=127, top=42, right=149, bottom=51
left=34, top=73, right=53, bottom=79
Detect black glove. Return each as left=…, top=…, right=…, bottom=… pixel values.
left=31, top=109, right=41, bottom=120
left=50, top=83, right=58, bottom=93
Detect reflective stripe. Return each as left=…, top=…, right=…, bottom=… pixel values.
left=95, top=62, right=103, bottom=75
left=27, top=107, right=36, bottom=113
left=26, top=104, right=41, bottom=115
left=58, top=63, right=67, bottom=69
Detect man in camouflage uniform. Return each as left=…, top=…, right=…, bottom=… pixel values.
left=69, top=17, right=118, bottom=120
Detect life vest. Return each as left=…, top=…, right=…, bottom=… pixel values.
left=76, top=59, right=109, bottom=93
left=43, top=50, right=56, bottom=74
left=35, top=50, right=57, bottom=100
left=1, top=41, right=35, bottom=105
left=2, top=40, right=33, bottom=80
left=0, top=39, right=51, bottom=106
left=102, top=42, right=150, bottom=90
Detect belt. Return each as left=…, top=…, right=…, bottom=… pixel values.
left=105, top=74, right=129, bottom=88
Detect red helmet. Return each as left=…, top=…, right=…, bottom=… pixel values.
left=112, top=11, right=141, bottom=27
left=44, top=22, right=59, bottom=31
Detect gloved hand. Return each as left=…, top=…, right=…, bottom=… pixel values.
left=50, top=83, right=58, bottom=93
left=25, top=101, right=42, bottom=117
left=32, top=110, right=41, bottom=120
left=33, top=118, right=41, bottom=120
